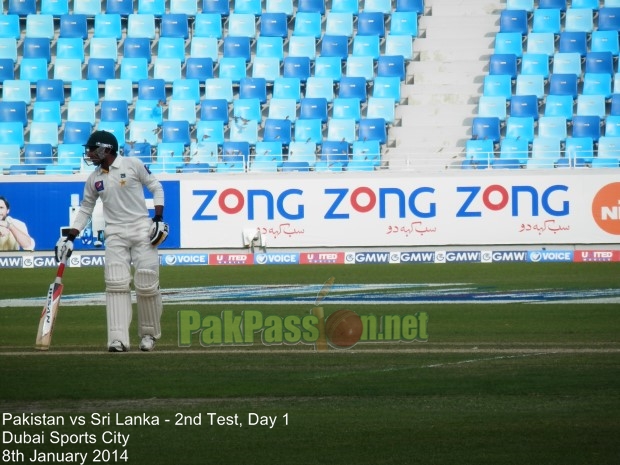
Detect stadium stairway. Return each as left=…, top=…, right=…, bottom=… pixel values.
left=388, top=0, right=503, bottom=171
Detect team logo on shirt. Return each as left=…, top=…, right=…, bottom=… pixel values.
left=95, top=180, right=104, bottom=192
left=120, top=173, right=126, bottom=186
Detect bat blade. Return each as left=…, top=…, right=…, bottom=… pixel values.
left=35, top=268, right=65, bottom=351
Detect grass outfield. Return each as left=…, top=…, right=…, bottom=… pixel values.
left=1, top=263, right=619, bottom=465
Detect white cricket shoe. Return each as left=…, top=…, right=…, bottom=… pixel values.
left=140, top=335, right=156, bottom=352
left=108, top=340, right=127, bottom=352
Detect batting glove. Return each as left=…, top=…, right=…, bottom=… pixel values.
left=149, top=216, right=169, bottom=246
left=55, top=236, right=75, bottom=263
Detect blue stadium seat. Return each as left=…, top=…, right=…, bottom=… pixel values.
left=366, top=97, right=395, bottom=124
left=0, top=101, right=27, bottom=126
left=100, top=100, right=129, bottom=124
left=515, top=74, right=545, bottom=100
left=265, top=0, right=294, bottom=15
left=158, top=37, right=187, bottom=63
left=134, top=99, right=163, bottom=125
left=36, top=79, right=65, bottom=104
left=320, top=35, right=350, bottom=60
left=294, top=12, right=322, bottom=38
left=471, top=117, right=501, bottom=143
left=19, top=58, right=48, bottom=82
left=325, top=12, right=354, bottom=37
left=571, top=115, right=602, bottom=142
left=138, top=78, right=167, bottom=102
left=194, top=13, right=223, bottom=38
left=465, top=139, right=494, bottom=168
left=222, top=141, right=250, bottom=165
left=129, top=120, right=160, bottom=146
left=385, top=35, right=414, bottom=61
left=25, top=14, right=55, bottom=39
left=532, top=8, right=561, bottom=34
left=223, top=36, right=252, bottom=62
left=127, top=14, right=156, bottom=39
left=499, top=137, right=529, bottom=167
left=596, top=136, right=620, bottom=159
left=288, top=36, right=317, bottom=60
left=24, top=143, right=54, bottom=166
left=499, top=9, right=529, bottom=35
left=0, top=15, right=20, bottom=39
left=396, top=0, right=424, bottom=14
left=521, top=53, right=549, bottom=78
left=172, top=78, right=201, bottom=104
left=256, top=36, right=284, bottom=61
left=71, top=80, right=99, bottom=103
left=352, top=34, right=381, bottom=60
left=377, top=55, right=406, bottom=81
left=56, top=38, right=85, bottom=62
left=260, top=12, right=289, bottom=38
left=200, top=99, right=229, bottom=124
left=287, top=142, right=317, bottom=166
left=162, top=120, right=191, bottom=145
left=294, top=118, right=323, bottom=144
left=73, top=0, right=102, bottom=16
left=591, top=30, right=620, bottom=56
left=32, top=101, right=62, bottom=126
left=189, top=141, right=219, bottom=165
left=0, top=59, right=15, bottom=83
left=87, top=58, right=116, bottom=82
left=120, top=57, right=149, bottom=82
left=234, top=0, right=262, bottom=15
left=204, top=78, right=234, bottom=102
left=2, top=80, right=31, bottom=104
left=544, top=94, right=574, bottom=121
left=610, top=94, right=620, bottom=116
left=254, top=141, right=283, bottom=162
left=572, top=0, right=599, bottom=10
left=239, top=77, right=267, bottom=103
left=190, top=37, right=219, bottom=61
left=156, top=142, right=185, bottom=167
left=358, top=118, right=387, bottom=144
left=30, top=122, right=59, bottom=147
left=576, top=94, right=606, bottom=118
left=596, top=8, right=620, bottom=31
left=539, top=0, right=566, bottom=10
left=489, top=54, right=518, bottom=80
left=185, top=57, right=214, bottom=80
left=62, top=121, right=92, bottom=145
left=137, top=0, right=164, bottom=15
left=564, top=136, right=594, bottom=165
left=233, top=98, right=262, bottom=123
left=23, top=38, right=51, bottom=62
left=332, top=98, right=361, bottom=121
left=251, top=57, right=281, bottom=82
left=526, top=32, right=555, bottom=57
left=373, top=76, right=401, bottom=101
left=195, top=120, right=225, bottom=145
left=357, top=11, right=386, bottom=37
left=201, top=0, right=229, bottom=16
left=564, top=8, right=593, bottom=33
left=97, top=121, right=126, bottom=146
left=320, top=140, right=350, bottom=166
left=494, top=32, right=524, bottom=57
left=483, top=74, right=512, bottom=100
left=299, top=98, right=328, bottom=122
left=57, top=143, right=84, bottom=167
left=529, top=136, right=562, bottom=168
left=0, top=121, right=25, bottom=147
left=41, top=0, right=69, bottom=16
left=153, top=58, right=183, bottom=83
left=510, top=94, right=540, bottom=120
left=283, top=57, right=311, bottom=82
left=585, top=52, right=615, bottom=76
left=538, top=116, right=567, bottom=141
left=346, top=55, right=375, bottom=81
left=364, top=0, right=393, bottom=14
left=7, top=0, right=36, bottom=16
left=548, top=73, right=578, bottom=98
left=263, top=118, right=292, bottom=145
left=228, top=13, right=256, bottom=38
left=123, top=38, right=152, bottom=65
left=268, top=98, right=297, bottom=120
left=352, top=139, right=381, bottom=164
left=170, top=0, right=198, bottom=15
left=168, top=99, right=197, bottom=125
left=67, top=100, right=96, bottom=125
left=104, top=79, right=134, bottom=104
left=218, top=57, right=247, bottom=83
left=274, top=77, right=301, bottom=101
left=306, top=77, right=335, bottom=102
left=505, top=116, right=535, bottom=143
left=558, top=31, right=588, bottom=57
left=59, top=14, right=88, bottom=39
left=339, top=76, right=368, bottom=103
left=161, top=14, right=189, bottom=39
left=582, top=73, right=612, bottom=98
left=298, top=0, right=325, bottom=14
left=315, top=56, right=343, bottom=81
left=106, top=0, right=134, bottom=15
left=94, top=13, right=122, bottom=39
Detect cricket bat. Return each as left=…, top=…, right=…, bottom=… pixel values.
left=35, top=256, right=68, bottom=351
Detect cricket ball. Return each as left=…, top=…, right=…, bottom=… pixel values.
left=325, top=309, right=363, bottom=348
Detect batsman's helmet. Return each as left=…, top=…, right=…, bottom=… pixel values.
left=84, top=130, right=119, bottom=153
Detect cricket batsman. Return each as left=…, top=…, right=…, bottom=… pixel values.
left=55, top=131, right=169, bottom=352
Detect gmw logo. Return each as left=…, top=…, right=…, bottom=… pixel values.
left=592, top=182, right=620, bottom=235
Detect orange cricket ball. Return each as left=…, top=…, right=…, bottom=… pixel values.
left=325, top=309, right=363, bottom=348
